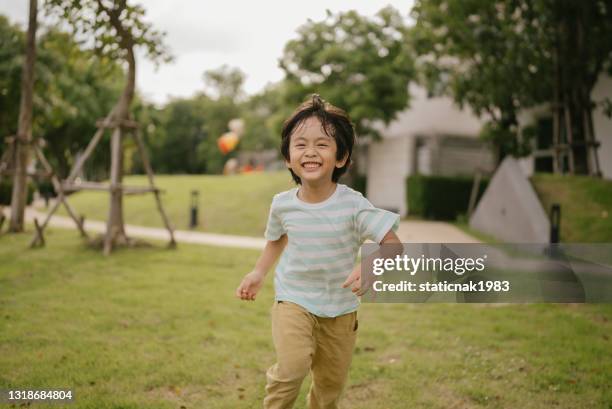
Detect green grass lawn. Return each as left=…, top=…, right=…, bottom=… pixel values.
left=1, top=230, right=611, bottom=408
left=531, top=173, right=612, bottom=243
left=49, top=171, right=294, bottom=237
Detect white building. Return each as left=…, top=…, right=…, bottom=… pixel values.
left=360, top=84, right=493, bottom=216
left=362, top=75, right=612, bottom=217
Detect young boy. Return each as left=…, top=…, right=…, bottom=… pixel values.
left=235, top=94, right=401, bottom=409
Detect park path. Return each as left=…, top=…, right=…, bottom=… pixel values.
left=396, top=220, right=481, bottom=244
left=3, top=207, right=480, bottom=250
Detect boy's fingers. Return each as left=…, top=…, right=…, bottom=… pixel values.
left=237, top=283, right=247, bottom=296
left=342, top=275, right=356, bottom=288
left=236, top=280, right=252, bottom=300
left=243, top=287, right=252, bottom=300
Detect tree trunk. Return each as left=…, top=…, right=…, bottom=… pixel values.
left=9, top=0, right=37, bottom=232
left=552, top=21, right=562, bottom=174
left=104, top=42, right=136, bottom=252
left=555, top=3, right=600, bottom=176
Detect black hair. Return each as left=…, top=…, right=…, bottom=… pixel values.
left=280, top=94, right=356, bottom=184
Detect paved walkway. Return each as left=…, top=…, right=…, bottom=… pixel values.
left=396, top=220, right=481, bottom=243
left=3, top=207, right=479, bottom=250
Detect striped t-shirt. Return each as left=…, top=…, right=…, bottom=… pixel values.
left=264, top=183, right=400, bottom=317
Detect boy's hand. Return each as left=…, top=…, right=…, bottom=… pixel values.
left=342, top=268, right=368, bottom=296
left=236, top=271, right=265, bottom=301
left=343, top=230, right=401, bottom=297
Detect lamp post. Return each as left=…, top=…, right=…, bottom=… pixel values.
left=550, top=203, right=560, bottom=244
left=190, top=190, right=199, bottom=229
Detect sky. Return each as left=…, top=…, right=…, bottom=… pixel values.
left=1, top=0, right=414, bottom=105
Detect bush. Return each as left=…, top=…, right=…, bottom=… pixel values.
left=0, top=181, right=35, bottom=206
left=351, top=174, right=367, bottom=197
left=338, top=173, right=367, bottom=196
left=35, top=180, right=57, bottom=199
left=407, top=175, right=489, bottom=220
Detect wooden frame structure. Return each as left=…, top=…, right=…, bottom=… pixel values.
left=0, top=114, right=176, bottom=254
left=0, top=135, right=86, bottom=241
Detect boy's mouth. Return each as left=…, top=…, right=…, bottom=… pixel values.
left=301, top=161, right=322, bottom=169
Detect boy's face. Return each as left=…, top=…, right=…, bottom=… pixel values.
left=286, top=117, right=347, bottom=185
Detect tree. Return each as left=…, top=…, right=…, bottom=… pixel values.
left=0, top=15, right=24, bottom=150
left=35, top=29, right=124, bottom=179
left=140, top=93, right=241, bottom=175
left=203, top=64, right=246, bottom=103
left=9, top=0, right=38, bottom=232
left=148, top=97, right=209, bottom=174
left=411, top=0, right=551, bottom=163
left=279, top=7, right=415, bottom=139
left=195, top=95, right=242, bottom=173
left=239, top=81, right=290, bottom=152
left=0, top=17, right=123, bottom=181
left=542, top=0, right=612, bottom=175
left=46, top=0, right=171, bottom=251
left=411, top=0, right=612, bottom=172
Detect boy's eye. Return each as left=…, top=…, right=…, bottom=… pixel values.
left=317, top=143, right=329, bottom=147
left=295, top=144, right=306, bottom=148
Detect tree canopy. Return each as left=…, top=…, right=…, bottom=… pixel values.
left=411, top=0, right=612, bottom=167
left=44, top=0, right=170, bottom=65
left=0, top=15, right=123, bottom=179
left=280, top=7, right=415, bottom=138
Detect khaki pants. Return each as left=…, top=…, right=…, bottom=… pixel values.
left=264, top=301, right=358, bottom=409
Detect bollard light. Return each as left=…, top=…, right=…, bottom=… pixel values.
left=190, top=190, right=199, bottom=229
left=550, top=203, right=560, bottom=244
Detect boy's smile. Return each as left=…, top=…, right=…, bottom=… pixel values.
left=287, top=117, right=347, bottom=185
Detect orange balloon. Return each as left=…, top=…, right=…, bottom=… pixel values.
left=217, top=132, right=239, bottom=154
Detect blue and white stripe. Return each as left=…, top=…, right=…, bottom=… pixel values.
left=264, top=183, right=400, bottom=317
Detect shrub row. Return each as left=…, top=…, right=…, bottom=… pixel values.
left=0, top=181, right=38, bottom=206
left=407, top=175, right=489, bottom=221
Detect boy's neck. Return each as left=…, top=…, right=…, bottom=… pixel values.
left=298, top=181, right=338, bottom=204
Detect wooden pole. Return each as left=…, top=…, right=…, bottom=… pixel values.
left=65, top=111, right=115, bottom=183
left=30, top=218, right=45, bottom=247
left=61, top=181, right=160, bottom=194
left=133, top=128, right=176, bottom=247
left=104, top=126, right=123, bottom=255
left=28, top=195, right=61, bottom=247
left=552, top=33, right=561, bottom=174
left=33, top=145, right=88, bottom=238
left=563, top=100, right=575, bottom=174
left=583, top=92, right=601, bottom=177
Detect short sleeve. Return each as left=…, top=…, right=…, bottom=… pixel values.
left=264, top=195, right=286, bottom=241
left=355, top=196, right=400, bottom=244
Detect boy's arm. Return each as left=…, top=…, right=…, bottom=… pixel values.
left=235, top=234, right=287, bottom=301
left=342, top=229, right=402, bottom=296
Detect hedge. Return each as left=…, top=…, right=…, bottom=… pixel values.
left=407, top=175, right=489, bottom=221
left=35, top=180, right=57, bottom=199
left=0, top=181, right=35, bottom=206
left=351, top=174, right=367, bottom=197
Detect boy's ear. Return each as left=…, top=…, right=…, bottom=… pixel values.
left=336, top=153, right=349, bottom=168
